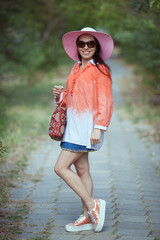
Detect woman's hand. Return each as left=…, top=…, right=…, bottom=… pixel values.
left=90, top=129, right=101, bottom=145
left=52, top=85, right=64, bottom=98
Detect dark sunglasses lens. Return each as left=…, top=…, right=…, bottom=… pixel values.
left=77, top=41, right=96, bottom=48
left=77, top=41, right=85, bottom=48
left=88, top=41, right=96, bottom=48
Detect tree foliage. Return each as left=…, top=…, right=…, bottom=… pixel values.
left=0, top=0, right=160, bottom=87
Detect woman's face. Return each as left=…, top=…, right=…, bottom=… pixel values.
left=77, top=34, right=96, bottom=61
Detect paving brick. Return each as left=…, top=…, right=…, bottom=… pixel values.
left=148, top=205, right=160, bottom=212
left=56, top=202, right=82, bottom=209
left=150, top=223, right=160, bottom=230
left=50, top=226, right=66, bottom=234
left=25, top=212, right=52, bottom=220
left=53, top=218, right=71, bottom=226
left=54, top=214, right=77, bottom=221
left=104, top=220, right=115, bottom=228
left=50, top=234, right=82, bottom=240
left=31, top=197, right=54, bottom=204
left=118, top=208, right=145, bottom=216
left=150, top=217, right=160, bottom=224
left=144, top=195, right=160, bottom=202
left=142, top=186, right=160, bottom=192
left=118, top=204, right=144, bottom=211
left=51, top=226, right=92, bottom=236
left=115, top=193, right=141, bottom=200
left=58, top=192, right=79, bottom=197
left=16, top=180, right=35, bottom=189
left=56, top=208, right=80, bottom=215
left=17, top=232, right=40, bottom=239
left=150, top=211, right=160, bottom=218
left=146, top=201, right=160, bottom=208
left=30, top=207, right=55, bottom=215
left=117, top=228, right=150, bottom=237
left=82, top=232, right=117, bottom=240
left=118, top=214, right=147, bottom=223
left=23, top=218, right=50, bottom=225
left=120, top=236, right=154, bottom=240
left=20, top=224, right=45, bottom=233
left=31, top=192, right=55, bottom=198
left=30, top=203, right=55, bottom=210
left=57, top=198, right=80, bottom=203
left=10, top=188, right=31, bottom=200
left=117, top=199, right=142, bottom=206
left=115, top=189, right=140, bottom=195
left=151, top=230, right=160, bottom=239
left=117, top=221, right=149, bottom=229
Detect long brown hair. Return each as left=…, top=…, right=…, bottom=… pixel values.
left=76, top=36, right=111, bottom=76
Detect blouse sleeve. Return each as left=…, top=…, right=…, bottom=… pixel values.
left=54, top=63, right=78, bottom=107
left=94, top=70, right=113, bottom=131
left=54, top=91, right=67, bottom=107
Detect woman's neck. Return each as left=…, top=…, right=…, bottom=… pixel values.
left=80, top=59, right=88, bottom=68
left=80, top=58, right=92, bottom=68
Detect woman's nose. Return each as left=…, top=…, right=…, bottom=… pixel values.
left=84, top=44, right=88, bottom=49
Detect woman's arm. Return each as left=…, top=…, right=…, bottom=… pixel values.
left=90, top=70, right=113, bottom=144
left=95, top=71, right=113, bottom=130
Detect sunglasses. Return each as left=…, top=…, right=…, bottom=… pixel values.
left=77, top=40, right=96, bottom=48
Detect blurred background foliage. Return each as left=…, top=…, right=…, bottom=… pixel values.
left=0, top=0, right=159, bottom=85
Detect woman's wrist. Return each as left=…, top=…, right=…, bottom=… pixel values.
left=93, top=128, right=101, bottom=132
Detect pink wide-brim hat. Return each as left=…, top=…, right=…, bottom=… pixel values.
left=62, top=27, right=114, bottom=62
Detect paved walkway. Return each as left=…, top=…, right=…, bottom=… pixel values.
left=10, top=57, right=160, bottom=240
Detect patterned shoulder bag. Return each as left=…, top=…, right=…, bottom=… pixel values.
left=49, top=99, right=66, bottom=141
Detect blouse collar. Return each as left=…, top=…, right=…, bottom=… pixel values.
left=77, top=59, right=96, bottom=66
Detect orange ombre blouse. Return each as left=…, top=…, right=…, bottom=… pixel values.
left=55, top=59, right=113, bottom=150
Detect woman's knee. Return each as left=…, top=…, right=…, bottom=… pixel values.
left=54, top=163, right=64, bottom=177
left=75, top=164, right=89, bottom=177
left=54, top=151, right=67, bottom=176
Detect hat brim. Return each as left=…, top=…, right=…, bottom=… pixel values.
left=62, top=30, right=114, bottom=62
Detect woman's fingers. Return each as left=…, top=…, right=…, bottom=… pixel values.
left=52, top=89, right=60, bottom=97
left=52, top=85, right=64, bottom=97
left=90, top=129, right=101, bottom=145
left=90, top=138, right=100, bottom=145
left=52, top=89, right=60, bottom=95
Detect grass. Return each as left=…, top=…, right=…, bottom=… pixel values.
left=117, top=64, right=160, bottom=143
left=32, top=167, right=44, bottom=183
left=0, top=64, right=69, bottom=163
left=0, top=63, right=71, bottom=239
left=0, top=64, right=70, bottom=156
left=125, top=102, right=142, bottom=124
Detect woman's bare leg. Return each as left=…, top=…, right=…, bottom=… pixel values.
left=54, top=150, right=94, bottom=211
left=74, top=152, right=93, bottom=217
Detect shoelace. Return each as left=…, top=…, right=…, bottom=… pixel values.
left=88, top=211, right=96, bottom=223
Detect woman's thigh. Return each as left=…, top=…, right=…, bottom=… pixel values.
left=54, top=150, right=84, bottom=171
left=74, top=152, right=90, bottom=176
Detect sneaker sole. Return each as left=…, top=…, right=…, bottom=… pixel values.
left=65, top=223, right=93, bottom=232
left=94, top=199, right=106, bottom=232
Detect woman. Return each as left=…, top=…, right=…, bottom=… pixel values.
left=52, top=27, right=114, bottom=232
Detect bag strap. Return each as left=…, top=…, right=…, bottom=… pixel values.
left=59, top=94, right=66, bottom=107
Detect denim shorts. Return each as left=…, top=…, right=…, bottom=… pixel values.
left=60, top=142, right=95, bottom=152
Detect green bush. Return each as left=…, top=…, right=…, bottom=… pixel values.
left=0, top=0, right=159, bottom=89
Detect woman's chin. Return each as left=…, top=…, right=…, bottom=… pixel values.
left=81, top=56, right=93, bottom=61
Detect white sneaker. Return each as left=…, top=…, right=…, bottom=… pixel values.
left=65, top=214, right=93, bottom=232
left=88, top=198, right=106, bottom=232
